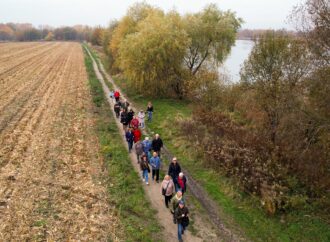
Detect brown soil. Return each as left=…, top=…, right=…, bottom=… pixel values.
left=0, top=42, right=121, bottom=241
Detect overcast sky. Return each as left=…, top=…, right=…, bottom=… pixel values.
left=0, top=0, right=303, bottom=29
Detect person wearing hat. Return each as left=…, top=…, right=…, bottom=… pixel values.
left=174, top=200, right=189, bottom=242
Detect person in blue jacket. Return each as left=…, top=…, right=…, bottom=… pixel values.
left=125, top=128, right=134, bottom=152
left=142, top=137, right=152, bottom=154
left=149, top=152, right=161, bottom=182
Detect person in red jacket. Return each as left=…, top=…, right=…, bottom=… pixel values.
left=133, top=128, right=142, bottom=143
left=130, top=115, right=139, bottom=129
left=114, top=90, right=120, bottom=102
left=177, top=172, right=187, bottom=194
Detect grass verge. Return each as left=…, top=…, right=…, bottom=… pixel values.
left=91, top=46, right=330, bottom=242
left=83, top=45, right=163, bottom=242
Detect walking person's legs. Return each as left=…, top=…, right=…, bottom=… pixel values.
left=152, top=169, right=155, bottom=181
left=177, top=223, right=183, bottom=241
left=143, top=169, right=149, bottom=184
left=156, top=169, right=159, bottom=182
left=136, top=154, right=140, bottom=163
left=148, top=111, right=152, bottom=122
left=145, top=170, right=149, bottom=184
left=165, top=195, right=172, bottom=208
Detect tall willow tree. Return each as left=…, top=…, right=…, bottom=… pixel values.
left=108, top=3, right=162, bottom=70
left=183, top=4, right=242, bottom=75
left=118, top=11, right=189, bottom=97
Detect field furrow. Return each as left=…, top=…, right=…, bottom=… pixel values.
left=0, top=42, right=119, bottom=241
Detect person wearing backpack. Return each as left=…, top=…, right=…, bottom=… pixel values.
left=175, top=200, right=189, bottom=242
left=140, top=154, right=150, bottom=185
left=161, top=175, right=175, bottom=208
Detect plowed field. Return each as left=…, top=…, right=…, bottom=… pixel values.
left=0, top=42, right=120, bottom=241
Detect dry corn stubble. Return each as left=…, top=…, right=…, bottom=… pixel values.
left=0, top=42, right=122, bottom=241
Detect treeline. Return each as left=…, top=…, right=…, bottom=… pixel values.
left=183, top=0, right=330, bottom=215
left=237, top=28, right=296, bottom=40
left=94, top=3, right=242, bottom=98
left=0, top=23, right=101, bottom=42
left=97, top=1, right=329, bottom=215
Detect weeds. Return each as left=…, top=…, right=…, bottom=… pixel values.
left=83, top=45, right=162, bottom=242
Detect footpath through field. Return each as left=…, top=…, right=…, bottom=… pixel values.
left=84, top=46, right=223, bottom=241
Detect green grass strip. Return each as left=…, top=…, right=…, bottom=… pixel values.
left=82, top=45, right=163, bottom=242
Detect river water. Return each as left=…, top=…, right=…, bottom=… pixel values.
left=220, top=39, right=254, bottom=82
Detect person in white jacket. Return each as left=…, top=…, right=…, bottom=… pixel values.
left=138, top=110, right=146, bottom=129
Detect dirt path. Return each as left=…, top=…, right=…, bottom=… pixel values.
left=85, top=46, right=220, bottom=242
left=0, top=43, right=121, bottom=241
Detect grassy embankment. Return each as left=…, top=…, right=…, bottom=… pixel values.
left=82, top=45, right=162, bottom=242
left=92, top=47, right=330, bottom=242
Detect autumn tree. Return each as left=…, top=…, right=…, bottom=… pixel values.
left=44, top=31, right=54, bottom=41
left=240, top=32, right=310, bottom=144
left=109, top=2, right=161, bottom=69
left=183, top=4, right=242, bottom=75
left=0, top=24, right=14, bottom=40
left=118, top=11, right=189, bottom=97
left=91, top=26, right=104, bottom=46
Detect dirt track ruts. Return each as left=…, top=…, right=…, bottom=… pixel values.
left=90, top=46, right=250, bottom=242
left=85, top=46, right=223, bottom=242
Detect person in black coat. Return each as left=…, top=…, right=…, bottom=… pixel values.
left=174, top=200, right=189, bottom=242
left=114, top=102, right=121, bottom=118
left=127, top=108, right=134, bottom=127
left=120, top=109, right=129, bottom=130
left=168, top=157, right=181, bottom=190
left=152, top=133, right=163, bottom=156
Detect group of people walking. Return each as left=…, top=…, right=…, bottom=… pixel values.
left=109, top=90, right=190, bottom=242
